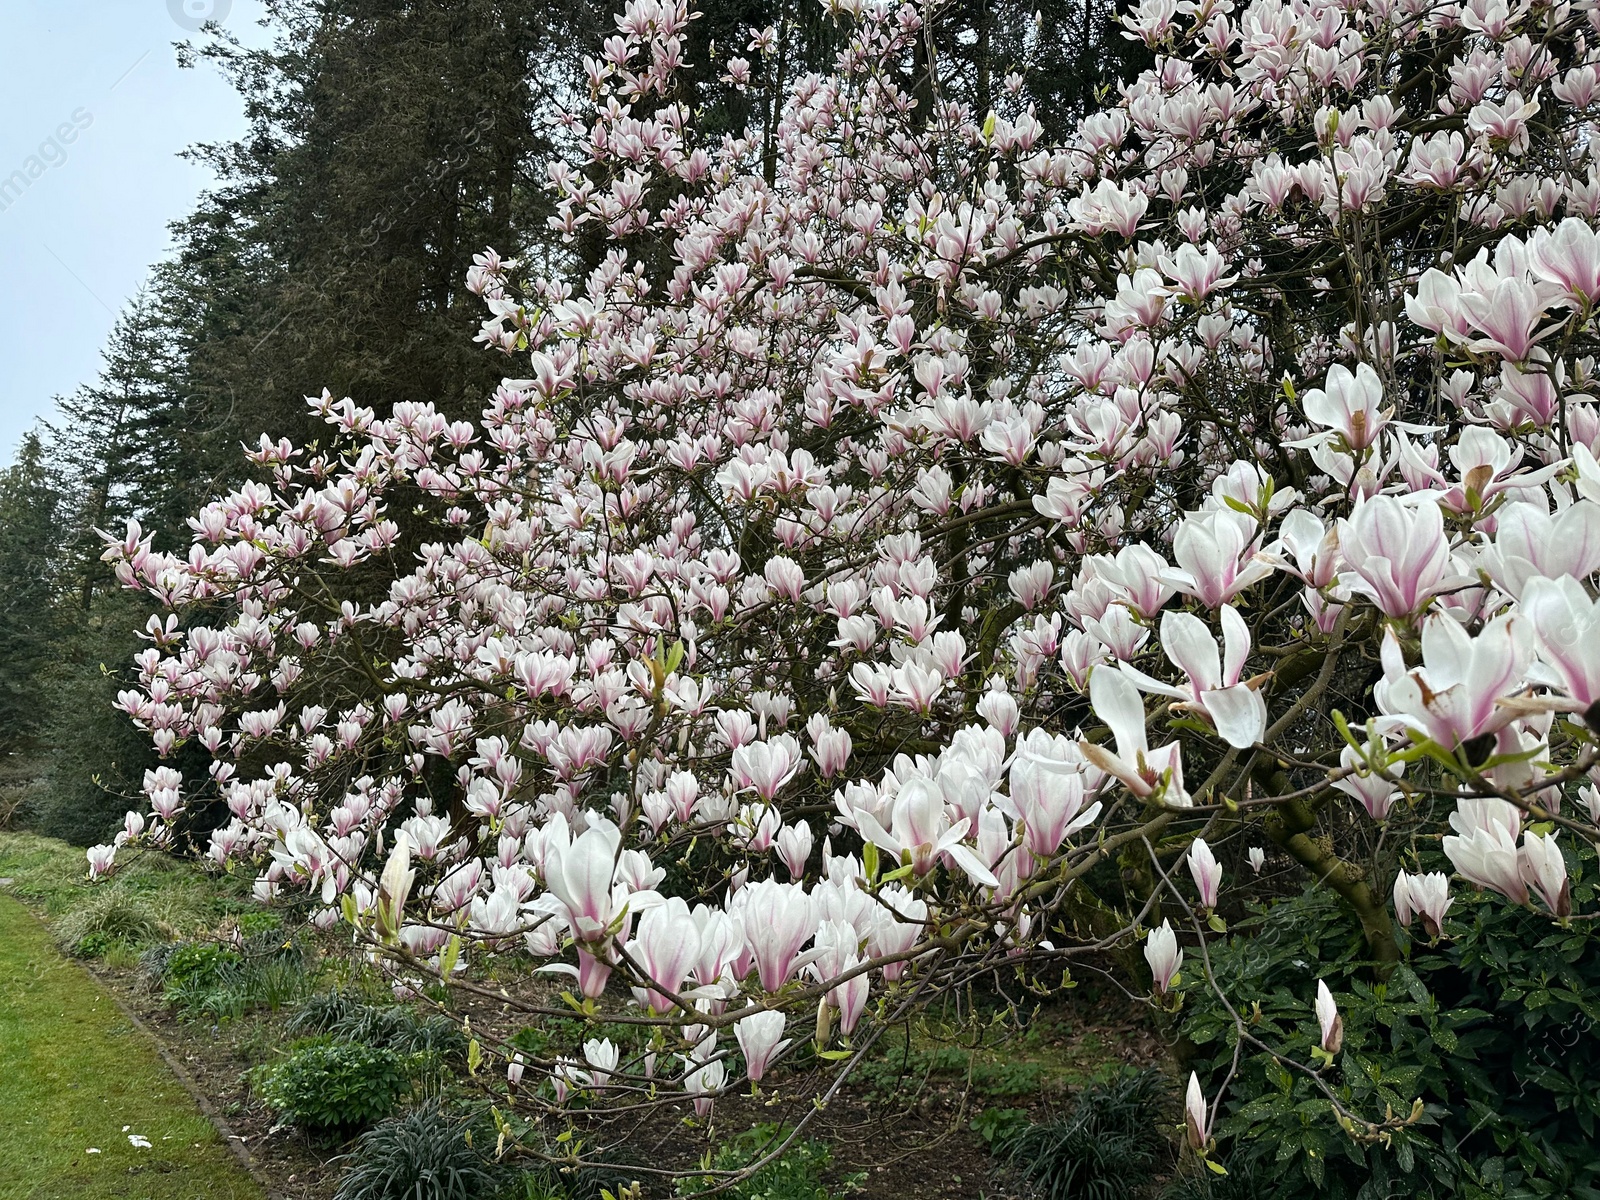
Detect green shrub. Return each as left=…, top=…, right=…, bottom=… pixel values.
left=675, top=1123, right=859, bottom=1199
left=70, top=930, right=117, bottom=959
left=163, top=942, right=244, bottom=989
left=971, top=1106, right=1031, bottom=1149
left=235, top=910, right=281, bottom=936
left=1178, top=872, right=1600, bottom=1199
left=507, top=1017, right=649, bottom=1062
left=331, top=1100, right=504, bottom=1200
left=988, top=1068, right=1171, bottom=1199
left=252, top=1038, right=413, bottom=1134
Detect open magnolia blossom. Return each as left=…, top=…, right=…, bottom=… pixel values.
left=81, top=0, right=1600, bottom=1174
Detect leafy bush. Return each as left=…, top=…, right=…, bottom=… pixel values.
left=988, top=1068, right=1171, bottom=1200
left=675, top=1124, right=858, bottom=1199
left=252, top=1038, right=413, bottom=1134
left=234, top=910, right=281, bottom=936
left=971, top=1106, right=1032, bottom=1149
left=508, top=1017, right=649, bottom=1062
left=1179, top=876, right=1600, bottom=1199
left=332, top=1100, right=504, bottom=1200
left=163, top=942, right=244, bottom=989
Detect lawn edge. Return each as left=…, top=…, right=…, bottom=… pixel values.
left=4, top=890, right=282, bottom=1200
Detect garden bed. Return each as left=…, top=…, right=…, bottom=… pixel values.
left=0, top=832, right=1175, bottom=1199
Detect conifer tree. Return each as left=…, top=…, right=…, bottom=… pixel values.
left=31, top=292, right=189, bottom=843
left=0, top=434, right=61, bottom=822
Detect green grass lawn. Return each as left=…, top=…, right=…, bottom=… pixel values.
left=0, top=892, right=262, bottom=1200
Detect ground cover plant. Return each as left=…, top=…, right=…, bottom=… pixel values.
left=68, top=0, right=1600, bottom=1193
left=331, top=1100, right=506, bottom=1200
left=986, top=1067, right=1171, bottom=1199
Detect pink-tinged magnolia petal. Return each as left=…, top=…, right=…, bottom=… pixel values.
left=1481, top=501, right=1600, bottom=598
left=851, top=808, right=902, bottom=858
left=1380, top=613, right=1531, bottom=747
left=1188, top=837, right=1221, bottom=907
left=1220, top=604, right=1251, bottom=686
left=1160, top=609, right=1222, bottom=693
left=1205, top=683, right=1267, bottom=749
left=1528, top=216, right=1600, bottom=305
left=1079, top=739, right=1149, bottom=796
left=943, top=843, right=1002, bottom=890
left=1519, top=830, right=1571, bottom=917
left=734, top=1009, right=789, bottom=1083
left=1339, top=494, right=1453, bottom=617
left=1302, top=362, right=1389, bottom=450
left=1090, top=664, right=1149, bottom=762
left=1523, top=574, right=1600, bottom=712
left=1443, top=821, right=1529, bottom=905
left=1380, top=627, right=1407, bottom=678
left=1144, top=918, right=1182, bottom=993
left=1063, top=800, right=1102, bottom=839
left=1117, top=661, right=1189, bottom=701
left=1420, top=610, right=1472, bottom=678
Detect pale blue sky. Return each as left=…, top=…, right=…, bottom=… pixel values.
left=0, top=1, right=270, bottom=463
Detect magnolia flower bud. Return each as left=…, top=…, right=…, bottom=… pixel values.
left=1519, top=830, right=1571, bottom=918
left=1188, top=837, right=1221, bottom=909
left=1144, top=919, right=1182, bottom=995
left=1184, top=1072, right=1208, bottom=1150
left=375, top=835, right=414, bottom=941
left=735, top=1009, right=789, bottom=1083
left=1315, top=979, right=1343, bottom=1054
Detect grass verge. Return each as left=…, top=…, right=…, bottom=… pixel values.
left=0, top=831, right=248, bottom=944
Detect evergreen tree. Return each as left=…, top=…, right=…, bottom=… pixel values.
left=48, top=287, right=196, bottom=603
left=0, top=434, right=61, bottom=823
left=167, top=0, right=610, bottom=451
left=28, top=292, right=191, bottom=844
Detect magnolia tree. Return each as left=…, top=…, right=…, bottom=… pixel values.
left=89, top=0, right=1600, bottom=1180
